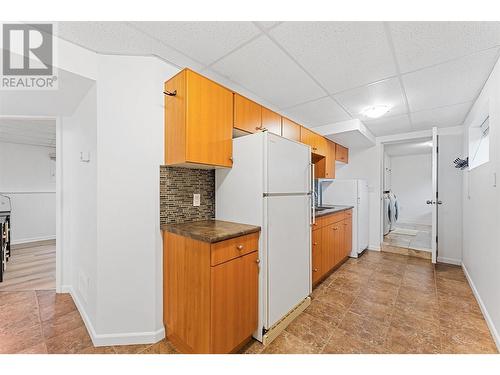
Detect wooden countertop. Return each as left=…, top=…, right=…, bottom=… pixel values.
left=161, top=219, right=261, bottom=243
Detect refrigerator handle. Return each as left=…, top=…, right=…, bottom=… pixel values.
left=311, top=162, right=315, bottom=226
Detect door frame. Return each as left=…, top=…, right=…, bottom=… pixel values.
left=431, top=127, right=439, bottom=264
left=378, top=130, right=436, bottom=256
left=0, top=115, right=62, bottom=292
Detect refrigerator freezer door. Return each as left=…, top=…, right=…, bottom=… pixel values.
left=266, top=133, right=310, bottom=194
left=265, top=195, right=311, bottom=328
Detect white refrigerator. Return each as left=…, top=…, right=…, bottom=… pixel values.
left=215, top=132, right=312, bottom=342
left=321, top=179, right=369, bottom=257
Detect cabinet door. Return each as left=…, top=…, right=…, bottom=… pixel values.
left=211, top=251, right=258, bottom=353
left=300, top=126, right=315, bottom=150
left=332, top=222, right=344, bottom=266
left=321, top=224, right=336, bottom=273
left=325, top=140, right=336, bottom=178
left=185, top=70, right=233, bottom=167
left=282, top=118, right=301, bottom=141
left=312, top=229, right=322, bottom=285
left=262, top=107, right=282, bottom=135
left=315, top=135, right=327, bottom=157
left=343, top=218, right=352, bottom=258
left=234, top=93, right=262, bottom=134
left=335, top=144, right=349, bottom=163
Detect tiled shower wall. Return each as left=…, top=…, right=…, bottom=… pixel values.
left=159, top=166, right=215, bottom=224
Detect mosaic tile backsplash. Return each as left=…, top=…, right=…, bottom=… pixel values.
left=160, top=166, right=215, bottom=224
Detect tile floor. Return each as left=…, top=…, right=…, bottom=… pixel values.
left=242, top=251, right=498, bottom=354
left=383, top=223, right=432, bottom=251
left=0, top=289, right=177, bottom=354
left=1, top=251, right=497, bottom=354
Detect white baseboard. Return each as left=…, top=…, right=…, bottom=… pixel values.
left=437, top=256, right=462, bottom=265
left=12, top=235, right=56, bottom=245
left=462, top=263, right=500, bottom=351
left=60, top=286, right=165, bottom=347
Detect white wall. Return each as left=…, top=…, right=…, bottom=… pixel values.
left=462, top=56, right=500, bottom=349
left=94, top=54, right=178, bottom=341
left=335, top=145, right=382, bottom=250
left=0, top=141, right=56, bottom=244
left=437, top=131, right=463, bottom=265
left=61, top=85, right=98, bottom=326
left=390, top=153, right=432, bottom=225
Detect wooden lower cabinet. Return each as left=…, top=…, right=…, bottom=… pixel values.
left=311, top=229, right=322, bottom=285
left=211, top=251, right=259, bottom=353
left=163, top=231, right=259, bottom=353
left=312, top=210, right=352, bottom=286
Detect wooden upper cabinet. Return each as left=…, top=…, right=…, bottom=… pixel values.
left=300, top=127, right=326, bottom=157
left=261, top=107, right=282, bottom=135
left=165, top=69, right=233, bottom=168
left=234, top=94, right=262, bottom=134
left=335, top=144, right=349, bottom=163
left=282, top=118, right=301, bottom=141
left=325, top=140, right=336, bottom=178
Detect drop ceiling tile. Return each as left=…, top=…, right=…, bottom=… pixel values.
left=57, top=22, right=153, bottom=55
left=364, top=114, right=412, bottom=137
left=269, top=22, right=397, bottom=93
left=411, top=102, right=472, bottom=130
left=129, top=22, right=261, bottom=65
left=211, top=35, right=325, bottom=108
left=334, top=77, right=407, bottom=120
left=389, top=21, right=500, bottom=73
left=150, top=39, right=204, bottom=71
left=282, top=97, right=351, bottom=128
left=402, top=48, right=500, bottom=112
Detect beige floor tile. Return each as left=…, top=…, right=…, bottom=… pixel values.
left=337, top=312, right=390, bottom=347
left=322, top=328, right=385, bottom=354
left=261, top=331, right=316, bottom=354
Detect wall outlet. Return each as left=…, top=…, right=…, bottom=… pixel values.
left=193, top=193, right=201, bottom=207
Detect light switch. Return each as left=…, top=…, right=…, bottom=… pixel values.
left=193, top=193, right=201, bottom=207
left=80, top=151, right=90, bottom=162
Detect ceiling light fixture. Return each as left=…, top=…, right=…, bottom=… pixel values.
left=361, top=105, right=390, bottom=119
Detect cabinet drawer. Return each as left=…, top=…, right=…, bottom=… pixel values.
left=344, top=209, right=352, bottom=218
left=323, top=211, right=346, bottom=226
left=211, top=233, right=259, bottom=266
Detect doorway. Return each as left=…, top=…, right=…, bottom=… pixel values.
left=0, top=117, right=57, bottom=291
left=381, top=135, right=435, bottom=260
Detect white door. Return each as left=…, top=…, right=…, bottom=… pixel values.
left=266, top=133, right=310, bottom=194
left=265, top=195, right=311, bottom=328
left=431, top=127, right=439, bottom=264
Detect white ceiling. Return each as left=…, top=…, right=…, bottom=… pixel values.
left=385, top=138, right=433, bottom=157
left=0, top=118, right=56, bottom=148
left=56, top=21, right=500, bottom=137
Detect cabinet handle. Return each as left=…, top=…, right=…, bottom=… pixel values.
left=313, top=242, right=318, bottom=246
left=313, top=147, right=317, bottom=151
left=237, top=244, right=244, bottom=250
left=163, top=90, right=177, bottom=96
left=229, top=157, right=233, bottom=162
left=255, top=126, right=268, bottom=132
left=313, top=268, right=318, bottom=272
left=256, top=259, right=260, bottom=264
left=333, top=227, right=338, bottom=230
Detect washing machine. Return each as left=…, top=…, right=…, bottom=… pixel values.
left=388, top=191, right=399, bottom=231
left=383, top=192, right=391, bottom=235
